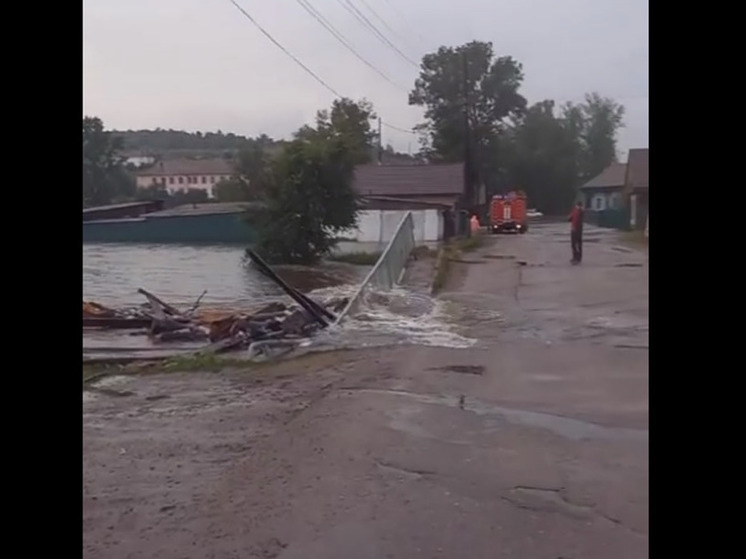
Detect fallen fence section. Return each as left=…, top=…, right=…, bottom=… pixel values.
left=336, top=211, right=416, bottom=323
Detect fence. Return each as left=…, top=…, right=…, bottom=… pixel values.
left=595, top=208, right=631, bottom=230
left=335, top=211, right=416, bottom=323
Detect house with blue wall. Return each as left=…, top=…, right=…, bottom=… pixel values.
left=579, top=161, right=627, bottom=213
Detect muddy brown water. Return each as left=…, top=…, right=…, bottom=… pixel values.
left=83, top=243, right=474, bottom=359
left=83, top=243, right=367, bottom=357
left=83, top=243, right=365, bottom=308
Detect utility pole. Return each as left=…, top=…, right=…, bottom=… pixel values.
left=378, top=117, right=383, bottom=164
left=462, top=49, right=472, bottom=214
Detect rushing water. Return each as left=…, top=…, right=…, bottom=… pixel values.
left=83, top=243, right=475, bottom=358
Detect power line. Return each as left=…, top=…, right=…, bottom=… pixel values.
left=379, top=0, right=428, bottom=47
left=344, top=0, right=419, bottom=67
left=382, top=121, right=415, bottom=134
left=357, top=0, right=420, bottom=55
left=227, top=0, right=416, bottom=135
left=228, top=0, right=341, bottom=98
left=293, top=0, right=406, bottom=91
left=336, top=0, right=419, bottom=68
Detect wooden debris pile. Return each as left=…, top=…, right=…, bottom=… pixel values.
left=83, top=249, right=349, bottom=357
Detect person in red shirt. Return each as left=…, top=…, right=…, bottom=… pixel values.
left=568, top=201, right=584, bottom=264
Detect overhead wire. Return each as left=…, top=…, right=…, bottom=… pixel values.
left=382, top=121, right=418, bottom=134
left=227, top=0, right=341, bottom=98
left=228, top=0, right=416, bottom=135
left=356, top=0, right=421, bottom=55
left=379, top=0, right=428, bottom=47
left=293, top=0, right=406, bottom=92
left=335, top=0, right=419, bottom=68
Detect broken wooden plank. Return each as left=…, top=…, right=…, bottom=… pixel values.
left=83, top=317, right=153, bottom=329
left=245, top=250, right=329, bottom=327
left=186, top=289, right=208, bottom=315
left=250, top=258, right=337, bottom=322
left=137, top=288, right=183, bottom=317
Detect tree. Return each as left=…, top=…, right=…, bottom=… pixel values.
left=214, top=178, right=251, bottom=202
left=562, top=93, right=625, bottom=181
left=83, top=116, right=131, bottom=206
left=498, top=94, right=626, bottom=214
left=172, top=188, right=209, bottom=206
left=134, top=184, right=170, bottom=202
left=251, top=135, right=359, bottom=264
left=501, top=101, right=581, bottom=214
left=409, top=40, right=527, bottom=193
left=214, top=143, right=271, bottom=202
left=295, top=98, right=377, bottom=164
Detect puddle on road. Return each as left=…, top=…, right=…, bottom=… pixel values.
left=83, top=375, right=134, bottom=404
left=354, top=389, right=647, bottom=442
left=586, top=316, right=648, bottom=332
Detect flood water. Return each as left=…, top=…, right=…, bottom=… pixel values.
left=83, top=243, right=366, bottom=309
left=83, top=243, right=474, bottom=358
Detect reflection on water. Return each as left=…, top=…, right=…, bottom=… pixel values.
left=83, top=243, right=365, bottom=309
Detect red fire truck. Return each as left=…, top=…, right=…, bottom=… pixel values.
left=489, top=191, right=528, bottom=234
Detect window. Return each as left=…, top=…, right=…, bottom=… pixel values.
left=178, top=177, right=184, bottom=184
left=169, top=177, right=175, bottom=184
left=161, top=177, right=166, bottom=185
left=151, top=177, right=157, bottom=185
left=201, top=176, right=207, bottom=184
left=210, top=176, right=216, bottom=184
left=594, top=196, right=604, bottom=210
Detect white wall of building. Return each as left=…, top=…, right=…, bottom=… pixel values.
left=135, top=174, right=232, bottom=199
left=340, top=209, right=443, bottom=243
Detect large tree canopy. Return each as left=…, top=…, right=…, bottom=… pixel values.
left=250, top=98, right=369, bottom=264
left=562, top=93, right=626, bottom=181
left=501, top=101, right=580, bottom=214
left=500, top=94, right=626, bottom=214
left=83, top=116, right=134, bottom=207
left=295, top=97, right=377, bottom=164
left=251, top=136, right=359, bottom=264
left=409, top=41, right=527, bottom=164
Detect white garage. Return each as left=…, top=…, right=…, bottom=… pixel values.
left=339, top=208, right=444, bottom=243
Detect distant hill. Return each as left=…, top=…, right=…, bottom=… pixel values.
left=113, top=129, right=280, bottom=158
left=114, top=128, right=422, bottom=163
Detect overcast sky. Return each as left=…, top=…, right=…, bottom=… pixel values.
left=83, top=0, right=648, bottom=156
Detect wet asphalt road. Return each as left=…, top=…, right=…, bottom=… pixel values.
left=83, top=221, right=648, bottom=559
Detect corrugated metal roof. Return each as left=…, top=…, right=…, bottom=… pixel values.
left=580, top=162, right=627, bottom=189
left=353, top=163, right=463, bottom=197
left=145, top=202, right=261, bottom=218
left=82, top=201, right=160, bottom=214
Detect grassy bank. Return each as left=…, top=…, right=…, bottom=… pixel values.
left=327, top=251, right=382, bottom=265
left=431, top=234, right=486, bottom=294
left=83, top=353, right=256, bottom=384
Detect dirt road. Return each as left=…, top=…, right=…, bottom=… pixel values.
left=83, top=221, right=648, bottom=559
